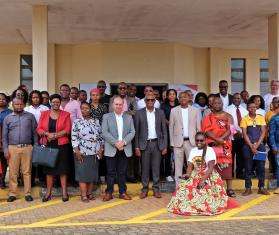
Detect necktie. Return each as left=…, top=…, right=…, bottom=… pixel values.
left=236, top=107, right=242, bottom=126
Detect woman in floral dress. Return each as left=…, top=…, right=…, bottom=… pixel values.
left=167, top=132, right=238, bottom=216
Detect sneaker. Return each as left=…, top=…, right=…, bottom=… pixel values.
left=166, top=176, right=174, bottom=182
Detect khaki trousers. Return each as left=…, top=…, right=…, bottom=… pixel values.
left=173, top=140, right=193, bottom=184
left=8, top=145, right=32, bottom=197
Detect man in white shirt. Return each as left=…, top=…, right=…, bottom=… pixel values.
left=135, top=93, right=168, bottom=199
left=225, top=93, right=248, bottom=178
left=137, top=86, right=160, bottom=110
left=169, top=92, right=200, bottom=184
left=218, top=80, right=233, bottom=110
left=264, top=80, right=279, bottom=111
left=24, top=91, right=49, bottom=123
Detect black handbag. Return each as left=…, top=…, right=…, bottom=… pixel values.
left=32, top=144, right=59, bottom=168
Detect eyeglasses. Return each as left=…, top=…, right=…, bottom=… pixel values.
left=195, top=139, right=204, bottom=142
left=97, top=85, right=106, bottom=88
left=119, top=87, right=127, bottom=90
left=219, top=86, right=228, bottom=88
left=146, top=99, right=155, bottom=102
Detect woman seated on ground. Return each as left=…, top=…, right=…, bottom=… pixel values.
left=72, top=102, right=104, bottom=202
left=167, top=132, right=238, bottom=216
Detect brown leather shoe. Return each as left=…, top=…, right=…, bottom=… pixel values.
left=242, top=188, right=252, bottom=196
left=139, top=192, right=148, bottom=199
left=258, top=188, right=270, bottom=195
left=119, top=193, right=132, bottom=200
left=103, top=193, right=113, bottom=202
left=153, top=191, right=162, bottom=198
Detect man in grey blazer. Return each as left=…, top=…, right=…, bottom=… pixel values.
left=135, top=93, right=168, bottom=199
left=102, top=96, right=135, bottom=201
left=169, top=91, right=201, bottom=184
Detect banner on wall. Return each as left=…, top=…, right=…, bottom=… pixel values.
left=168, top=84, right=198, bottom=95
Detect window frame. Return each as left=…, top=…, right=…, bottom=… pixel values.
left=231, top=58, right=246, bottom=92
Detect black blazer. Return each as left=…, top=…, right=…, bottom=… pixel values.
left=217, top=93, right=233, bottom=106
left=134, top=108, right=168, bottom=151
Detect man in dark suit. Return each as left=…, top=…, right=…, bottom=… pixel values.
left=134, top=93, right=168, bottom=199
left=218, top=80, right=233, bottom=110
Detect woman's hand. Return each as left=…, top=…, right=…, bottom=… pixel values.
left=74, top=150, right=84, bottom=163
left=97, top=147, right=104, bottom=159
left=180, top=174, right=190, bottom=180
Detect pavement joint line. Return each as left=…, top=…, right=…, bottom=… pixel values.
left=27, top=196, right=140, bottom=226
left=216, top=194, right=275, bottom=219
left=126, top=208, right=167, bottom=222
left=0, top=214, right=279, bottom=229
left=0, top=196, right=78, bottom=217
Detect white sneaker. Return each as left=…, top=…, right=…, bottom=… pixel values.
left=166, top=176, right=174, bottom=182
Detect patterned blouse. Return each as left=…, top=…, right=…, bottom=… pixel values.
left=71, top=118, right=104, bottom=156
left=90, top=103, right=108, bottom=124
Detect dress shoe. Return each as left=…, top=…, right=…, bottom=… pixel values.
left=139, top=192, right=148, bottom=199
left=153, top=191, right=162, bottom=198
left=103, top=193, right=113, bottom=202
left=62, top=194, right=69, bottom=202
left=25, top=195, right=34, bottom=202
left=119, top=193, right=132, bottom=200
left=258, top=188, right=270, bottom=195
left=7, top=196, right=16, bottom=202
left=42, top=194, right=52, bottom=202
left=242, top=188, right=252, bottom=196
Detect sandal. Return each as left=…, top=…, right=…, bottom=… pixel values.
left=227, top=189, right=236, bottom=198
left=81, top=195, right=90, bottom=203
left=87, top=194, right=96, bottom=200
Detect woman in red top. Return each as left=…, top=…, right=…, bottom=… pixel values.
left=37, top=94, right=71, bottom=202
left=202, top=96, right=235, bottom=198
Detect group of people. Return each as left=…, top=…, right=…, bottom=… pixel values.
left=0, top=79, right=278, bottom=216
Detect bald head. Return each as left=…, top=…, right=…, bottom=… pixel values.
left=113, top=96, right=124, bottom=115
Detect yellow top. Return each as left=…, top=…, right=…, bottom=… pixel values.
left=240, top=114, right=266, bottom=128
left=265, top=110, right=275, bottom=124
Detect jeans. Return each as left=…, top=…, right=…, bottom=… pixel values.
left=243, top=144, right=266, bottom=189
left=276, top=154, right=279, bottom=187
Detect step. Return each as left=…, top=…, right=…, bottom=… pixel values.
left=0, top=179, right=276, bottom=200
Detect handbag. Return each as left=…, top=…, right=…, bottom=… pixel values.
left=253, top=151, right=267, bottom=161
left=32, top=144, right=59, bottom=168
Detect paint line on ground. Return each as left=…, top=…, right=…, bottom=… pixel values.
left=0, top=214, right=279, bottom=229
left=217, top=194, right=275, bottom=219
left=126, top=208, right=167, bottom=222
left=28, top=196, right=139, bottom=226
left=0, top=196, right=78, bottom=217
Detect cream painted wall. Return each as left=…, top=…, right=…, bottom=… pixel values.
left=210, top=48, right=267, bottom=95
left=0, top=42, right=268, bottom=96
left=0, top=44, right=31, bottom=94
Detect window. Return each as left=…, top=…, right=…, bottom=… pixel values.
left=20, top=55, right=33, bottom=91
left=231, top=58, right=246, bottom=94
left=260, top=59, right=269, bottom=96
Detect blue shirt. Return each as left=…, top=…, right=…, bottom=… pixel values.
left=269, top=114, right=279, bottom=151
left=0, top=108, right=12, bottom=126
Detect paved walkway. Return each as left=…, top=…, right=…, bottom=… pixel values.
left=0, top=189, right=278, bottom=234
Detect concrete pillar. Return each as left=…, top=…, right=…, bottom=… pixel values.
left=32, top=5, right=48, bottom=90
left=268, top=14, right=279, bottom=81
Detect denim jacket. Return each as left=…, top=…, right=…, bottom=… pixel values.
left=269, top=114, right=279, bottom=151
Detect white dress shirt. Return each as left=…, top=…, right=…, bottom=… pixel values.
left=256, top=108, right=266, bottom=117
left=264, top=93, right=279, bottom=111
left=114, top=112, right=123, bottom=141
left=137, top=98, right=160, bottom=110
left=225, top=104, right=248, bottom=132
left=220, top=94, right=229, bottom=110
left=24, top=104, right=49, bottom=123
left=181, top=107, right=189, bottom=138
left=146, top=108, right=157, bottom=139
